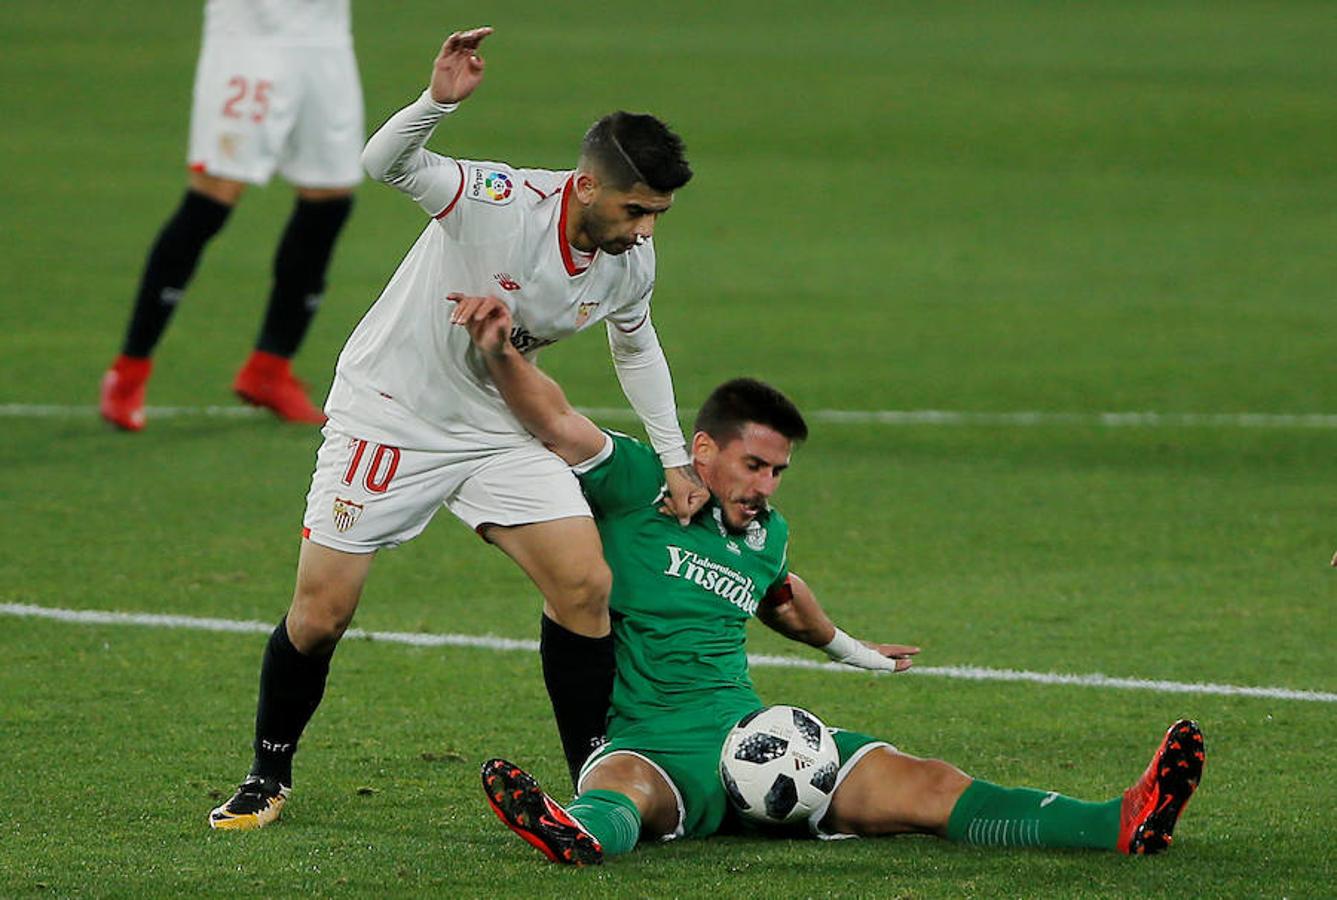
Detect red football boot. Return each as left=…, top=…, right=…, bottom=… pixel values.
left=233, top=350, right=326, bottom=425
left=1118, top=719, right=1205, bottom=854
left=99, top=354, right=152, bottom=431
left=481, top=758, right=603, bottom=866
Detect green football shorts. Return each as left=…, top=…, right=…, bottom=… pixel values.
left=578, top=710, right=894, bottom=840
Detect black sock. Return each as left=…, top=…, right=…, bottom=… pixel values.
left=539, top=615, right=615, bottom=788
left=121, top=190, right=232, bottom=357
left=255, top=195, right=353, bottom=357
left=251, top=617, right=334, bottom=786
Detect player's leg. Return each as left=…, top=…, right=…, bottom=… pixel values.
left=826, top=746, right=1124, bottom=848
left=100, top=170, right=243, bottom=431
left=481, top=750, right=678, bottom=865
left=254, top=185, right=354, bottom=361
left=448, top=447, right=614, bottom=786
left=572, top=751, right=679, bottom=851
left=484, top=517, right=614, bottom=786
left=822, top=746, right=972, bottom=838
left=254, top=539, right=374, bottom=775
left=232, top=184, right=353, bottom=425
left=210, top=541, right=373, bottom=830
left=234, top=45, right=364, bottom=424
left=103, top=36, right=286, bottom=431
left=211, top=430, right=443, bottom=830
left=823, top=720, right=1204, bottom=854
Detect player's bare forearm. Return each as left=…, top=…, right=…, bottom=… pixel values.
left=488, top=348, right=602, bottom=464
left=450, top=293, right=606, bottom=465
left=761, top=574, right=920, bottom=672
left=758, top=573, right=837, bottom=648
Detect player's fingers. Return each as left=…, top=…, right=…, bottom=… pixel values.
left=681, top=492, right=707, bottom=523
left=467, top=300, right=498, bottom=322
left=894, top=658, right=914, bottom=673
left=454, top=28, right=491, bottom=55
left=448, top=295, right=481, bottom=324
left=463, top=26, right=494, bottom=45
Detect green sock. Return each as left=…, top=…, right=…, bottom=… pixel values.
left=565, top=789, right=642, bottom=857
left=946, top=779, right=1120, bottom=850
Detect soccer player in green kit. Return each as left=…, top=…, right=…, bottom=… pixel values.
left=450, top=295, right=1205, bottom=866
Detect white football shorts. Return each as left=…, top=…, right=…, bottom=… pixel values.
left=187, top=39, right=363, bottom=188
left=301, top=426, right=593, bottom=553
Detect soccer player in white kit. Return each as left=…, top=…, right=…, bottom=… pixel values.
left=209, top=27, right=708, bottom=829
left=100, top=0, right=363, bottom=431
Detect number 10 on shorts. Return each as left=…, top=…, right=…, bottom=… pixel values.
left=343, top=439, right=400, bottom=494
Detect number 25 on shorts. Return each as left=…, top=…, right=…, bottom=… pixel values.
left=221, top=76, right=273, bottom=124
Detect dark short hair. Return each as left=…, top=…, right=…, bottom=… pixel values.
left=693, top=378, right=808, bottom=447
left=581, top=112, right=692, bottom=193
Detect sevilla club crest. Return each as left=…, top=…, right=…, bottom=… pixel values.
left=332, top=497, right=364, bottom=533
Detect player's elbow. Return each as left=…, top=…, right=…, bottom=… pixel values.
left=360, top=142, right=384, bottom=178
left=539, top=415, right=588, bottom=465
left=360, top=142, right=403, bottom=184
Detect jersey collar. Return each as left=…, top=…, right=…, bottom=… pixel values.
left=558, top=176, right=597, bottom=277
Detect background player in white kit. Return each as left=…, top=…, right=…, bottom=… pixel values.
left=209, top=27, right=708, bottom=829
left=100, top=0, right=362, bottom=431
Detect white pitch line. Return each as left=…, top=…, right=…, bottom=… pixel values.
left=4, top=602, right=1333, bottom=704
left=4, top=403, right=1337, bottom=429
left=0, top=404, right=262, bottom=418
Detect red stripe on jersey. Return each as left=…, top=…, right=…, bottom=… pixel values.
left=524, top=180, right=550, bottom=200
left=557, top=176, right=595, bottom=276
left=434, top=160, right=466, bottom=219
left=189, top=161, right=207, bottom=173
left=615, top=310, right=650, bottom=334
left=302, top=527, right=311, bottom=539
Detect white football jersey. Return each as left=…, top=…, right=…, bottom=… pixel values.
left=203, top=0, right=351, bottom=45
left=326, top=162, right=658, bottom=452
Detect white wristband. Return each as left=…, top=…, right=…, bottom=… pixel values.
left=820, top=627, right=898, bottom=672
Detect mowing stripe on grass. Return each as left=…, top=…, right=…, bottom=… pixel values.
left=4, top=602, right=1333, bottom=704
left=4, top=403, right=1337, bottom=429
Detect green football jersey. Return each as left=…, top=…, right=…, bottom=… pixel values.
left=575, top=432, right=791, bottom=737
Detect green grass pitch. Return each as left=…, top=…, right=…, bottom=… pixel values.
left=2, top=1, right=1334, bottom=896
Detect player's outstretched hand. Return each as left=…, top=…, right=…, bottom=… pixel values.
left=448, top=293, right=512, bottom=356
left=859, top=642, right=919, bottom=673
left=661, top=466, right=710, bottom=526
left=822, top=630, right=920, bottom=673
left=431, top=27, right=494, bottom=104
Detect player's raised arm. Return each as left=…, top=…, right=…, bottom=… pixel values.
left=757, top=573, right=919, bottom=673
left=450, top=294, right=609, bottom=466
left=361, top=28, right=494, bottom=215
left=605, top=319, right=708, bottom=524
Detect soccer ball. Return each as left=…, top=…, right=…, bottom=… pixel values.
left=719, top=705, right=840, bottom=826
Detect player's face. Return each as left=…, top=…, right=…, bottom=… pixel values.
left=693, top=423, right=793, bottom=533
left=578, top=180, right=674, bottom=255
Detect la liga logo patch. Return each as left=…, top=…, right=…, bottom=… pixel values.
left=485, top=172, right=512, bottom=200
left=467, top=166, right=514, bottom=205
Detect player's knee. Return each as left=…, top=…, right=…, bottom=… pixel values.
left=188, top=170, right=245, bottom=206
left=920, top=758, right=972, bottom=801
left=287, top=584, right=360, bottom=654
left=546, top=559, right=612, bottom=617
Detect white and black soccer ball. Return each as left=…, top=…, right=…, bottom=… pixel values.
left=719, top=705, right=840, bottom=826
